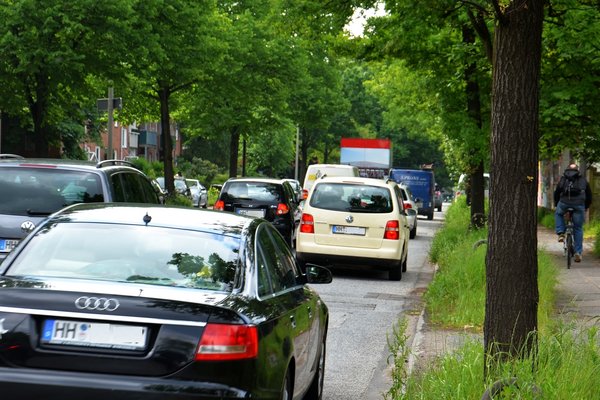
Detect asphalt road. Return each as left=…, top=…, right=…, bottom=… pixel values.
left=312, top=210, right=445, bottom=400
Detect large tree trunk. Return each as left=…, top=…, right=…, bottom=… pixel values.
left=463, top=25, right=486, bottom=228
left=28, top=74, right=50, bottom=157
left=484, top=0, right=543, bottom=367
left=159, top=86, right=175, bottom=194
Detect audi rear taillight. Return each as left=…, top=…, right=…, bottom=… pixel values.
left=300, top=213, right=314, bottom=233
left=195, top=323, right=258, bottom=361
left=276, top=203, right=289, bottom=215
left=214, top=200, right=225, bottom=211
left=384, top=220, right=400, bottom=240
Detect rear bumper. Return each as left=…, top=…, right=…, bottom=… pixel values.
left=296, top=251, right=401, bottom=271
left=0, top=367, right=251, bottom=400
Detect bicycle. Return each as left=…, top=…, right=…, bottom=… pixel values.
left=563, top=207, right=575, bottom=269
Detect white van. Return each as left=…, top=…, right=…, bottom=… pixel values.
left=302, top=164, right=359, bottom=199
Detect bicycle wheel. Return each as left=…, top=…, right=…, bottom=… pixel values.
left=566, top=233, right=573, bottom=269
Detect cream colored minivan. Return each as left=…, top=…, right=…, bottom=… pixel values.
left=302, top=164, right=359, bottom=199
left=296, top=176, right=410, bottom=281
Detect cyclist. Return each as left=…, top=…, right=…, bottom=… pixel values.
left=554, top=163, right=592, bottom=262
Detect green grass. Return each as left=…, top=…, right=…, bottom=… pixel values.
left=387, top=199, right=599, bottom=399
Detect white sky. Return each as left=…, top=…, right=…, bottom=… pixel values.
left=344, top=5, right=387, bottom=37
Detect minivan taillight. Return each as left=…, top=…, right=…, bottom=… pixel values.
left=214, top=200, right=225, bottom=211
left=195, top=323, right=258, bottom=361
left=384, top=220, right=400, bottom=240
left=403, top=203, right=412, bottom=210
left=300, top=213, right=314, bottom=233
left=276, top=203, right=289, bottom=215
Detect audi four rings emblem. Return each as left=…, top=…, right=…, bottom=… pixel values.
left=75, top=296, right=120, bottom=311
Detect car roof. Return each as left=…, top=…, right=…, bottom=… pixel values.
left=0, top=157, right=140, bottom=173
left=49, top=203, right=253, bottom=236
left=313, top=176, right=393, bottom=187
left=225, top=177, right=286, bottom=185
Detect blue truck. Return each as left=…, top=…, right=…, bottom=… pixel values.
left=388, top=168, right=436, bottom=220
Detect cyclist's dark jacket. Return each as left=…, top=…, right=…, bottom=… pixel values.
left=553, top=168, right=592, bottom=208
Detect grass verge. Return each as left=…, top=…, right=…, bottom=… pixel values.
left=387, top=198, right=599, bottom=399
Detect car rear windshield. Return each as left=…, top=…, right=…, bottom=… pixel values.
left=0, top=168, right=104, bottom=216
left=222, top=181, right=282, bottom=202
left=310, top=183, right=393, bottom=213
left=6, top=223, right=240, bottom=292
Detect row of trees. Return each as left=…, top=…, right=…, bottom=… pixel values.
left=1, top=0, right=599, bottom=378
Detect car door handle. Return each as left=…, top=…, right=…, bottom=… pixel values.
left=289, top=315, right=296, bottom=329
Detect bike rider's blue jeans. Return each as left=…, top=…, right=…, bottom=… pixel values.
left=555, top=201, right=585, bottom=255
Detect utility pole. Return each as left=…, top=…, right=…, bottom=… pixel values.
left=107, top=87, right=114, bottom=159
left=295, top=125, right=300, bottom=180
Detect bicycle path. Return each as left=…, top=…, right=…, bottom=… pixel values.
left=406, top=225, right=600, bottom=376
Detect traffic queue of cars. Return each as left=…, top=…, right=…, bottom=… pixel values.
left=0, top=155, right=426, bottom=399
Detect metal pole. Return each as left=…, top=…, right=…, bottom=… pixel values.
left=294, top=125, right=300, bottom=180
left=107, top=87, right=114, bottom=159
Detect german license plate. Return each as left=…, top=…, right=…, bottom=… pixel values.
left=332, top=225, right=366, bottom=236
left=235, top=208, right=265, bottom=218
left=0, top=239, right=19, bottom=253
left=41, top=319, right=148, bottom=350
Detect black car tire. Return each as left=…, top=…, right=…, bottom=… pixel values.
left=427, top=211, right=434, bottom=220
left=304, top=331, right=326, bottom=400
left=401, top=253, right=408, bottom=273
left=389, top=261, right=402, bottom=281
left=409, top=224, right=417, bottom=239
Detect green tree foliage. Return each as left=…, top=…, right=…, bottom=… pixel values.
left=0, top=0, right=137, bottom=156
left=540, top=0, right=600, bottom=161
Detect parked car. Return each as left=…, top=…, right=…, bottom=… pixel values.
left=156, top=176, right=193, bottom=202
left=296, top=176, right=410, bottom=281
left=214, top=178, right=302, bottom=248
left=185, top=178, right=208, bottom=208
left=283, top=178, right=303, bottom=203
left=397, top=183, right=418, bottom=239
left=0, top=203, right=332, bottom=400
left=0, top=155, right=160, bottom=262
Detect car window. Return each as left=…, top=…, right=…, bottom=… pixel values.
left=111, top=172, right=156, bottom=203
left=256, top=224, right=298, bottom=295
left=0, top=168, right=103, bottom=216
left=6, top=223, right=239, bottom=292
left=223, top=182, right=282, bottom=202
left=310, top=183, right=393, bottom=213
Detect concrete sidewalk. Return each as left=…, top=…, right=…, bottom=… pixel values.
left=406, top=226, right=600, bottom=375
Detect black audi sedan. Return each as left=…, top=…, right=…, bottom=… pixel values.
left=0, top=203, right=332, bottom=400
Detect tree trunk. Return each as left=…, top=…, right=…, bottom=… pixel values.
left=159, top=86, right=175, bottom=194
left=28, top=73, right=50, bottom=157
left=229, top=126, right=240, bottom=178
left=463, top=25, right=486, bottom=228
left=484, top=0, right=543, bottom=367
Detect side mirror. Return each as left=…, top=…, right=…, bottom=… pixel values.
left=304, top=264, right=333, bottom=284
left=406, top=209, right=417, bottom=216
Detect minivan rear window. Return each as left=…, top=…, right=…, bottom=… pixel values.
left=310, top=183, right=393, bottom=213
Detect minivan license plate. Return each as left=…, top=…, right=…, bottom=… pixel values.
left=332, top=225, right=366, bottom=236
left=41, top=319, right=148, bottom=350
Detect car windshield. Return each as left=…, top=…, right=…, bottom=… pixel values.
left=310, top=183, right=393, bottom=213
left=223, top=181, right=282, bottom=202
left=0, top=168, right=103, bottom=216
left=6, top=223, right=240, bottom=292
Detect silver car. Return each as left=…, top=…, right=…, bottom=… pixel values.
left=185, top=178, right=208, bottom=208
left=397, top=183, right=418, bottom=239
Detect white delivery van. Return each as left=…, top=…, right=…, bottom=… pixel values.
left=302, top=164, right=359, bottom=199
